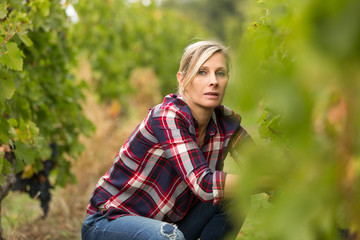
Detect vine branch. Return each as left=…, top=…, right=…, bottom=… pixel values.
left=0, top=17, right=16, bottom=55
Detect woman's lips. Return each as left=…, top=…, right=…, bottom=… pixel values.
left=204, top=92, right=219, bottom=98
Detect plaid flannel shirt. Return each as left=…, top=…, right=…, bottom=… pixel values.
left=86, top=94, right=250, bottom=223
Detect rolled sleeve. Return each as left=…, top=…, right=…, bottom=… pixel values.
left=212, top=171, right=226, bottom=204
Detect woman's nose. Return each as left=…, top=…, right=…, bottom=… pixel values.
left=209, top=73, right=218, bottom=86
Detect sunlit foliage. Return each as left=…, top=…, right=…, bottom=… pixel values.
left=229, top=0, right=360, bottom=239
left=0, top=1, right=94, bottom=186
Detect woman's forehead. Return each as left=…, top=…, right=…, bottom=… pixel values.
left=200, top=52, right=227, bottom=69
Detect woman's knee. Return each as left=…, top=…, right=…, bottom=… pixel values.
left=117, top=219, right=185, bottom=240
left=137, top=221, right=185, bottom=240
left=159, top=222, right=185, bottom=240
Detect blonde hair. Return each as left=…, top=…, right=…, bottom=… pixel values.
left=178, top=40, right=230, bottom=94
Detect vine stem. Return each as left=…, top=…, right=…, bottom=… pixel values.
left=0, top=17, right=16, bottom=55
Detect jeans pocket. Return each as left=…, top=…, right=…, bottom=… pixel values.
left=82, top=212, right=109, bottom=240
left=81, top=217, right=93, bottom=240
left=83, top=213, right=98, bottom=227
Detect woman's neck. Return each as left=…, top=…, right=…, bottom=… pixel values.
left=186, top=101, right=213, bottom=132
left=182, top=96, right=214, bottom=147
left=194, top=110, right=212, bottom=131
left=192, top=108, right=212, bottom=147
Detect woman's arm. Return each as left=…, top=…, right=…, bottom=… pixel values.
left=223, top=173, right=239, bottom=199
left=224, top=173, right=276, bottom=198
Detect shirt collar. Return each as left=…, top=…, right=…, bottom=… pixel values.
left=166, top=94, right=219, bottom=136
left=208, top=111, right=218, bottom=136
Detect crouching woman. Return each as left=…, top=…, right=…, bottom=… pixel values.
left=82, top=40, right=252, bottom=240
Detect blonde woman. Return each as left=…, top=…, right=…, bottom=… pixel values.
left=82, top=40, right=251, bottom=240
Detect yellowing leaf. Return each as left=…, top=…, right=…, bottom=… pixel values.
left=21, top=164, right=34, bottom=179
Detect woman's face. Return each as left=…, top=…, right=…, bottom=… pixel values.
left=179, top=52, right=229, bottom=112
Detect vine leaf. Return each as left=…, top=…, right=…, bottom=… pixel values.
left=0, top=156, right=12, bottom=185
left=0, top=117, right=10, bottom=142
left=0, top=71, right=15, bottom=100
left=13, top=141, right=35, bottom=167
left=0, top=3, right=6, bottom=19
left=0, top=42, right=25, bottom=71
left=258, top=107, right=286, bottom=142
left=0, top=69, right=15, bottom=116
left=17, top=32, right=33, bottom=47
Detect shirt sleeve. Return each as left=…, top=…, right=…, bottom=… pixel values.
left=150, top=106, right=226, bottom=204
left=228, top=126, right=253, bottom=166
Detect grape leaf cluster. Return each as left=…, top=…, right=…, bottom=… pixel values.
left=0, top=1, right=94, bottom=226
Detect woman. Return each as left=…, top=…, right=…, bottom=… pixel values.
left=82, top=40, right=252, bottom=240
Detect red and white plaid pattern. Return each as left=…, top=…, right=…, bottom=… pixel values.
left=86, top=94, right=250, bottom=223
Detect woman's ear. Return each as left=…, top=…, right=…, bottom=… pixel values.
left=177, top=72, right=184, bottom=89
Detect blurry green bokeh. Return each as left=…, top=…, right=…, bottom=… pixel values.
left=225, top=0, right=360, bottom=239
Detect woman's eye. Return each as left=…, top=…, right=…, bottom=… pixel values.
left=198, top=70, right=206, bottom=75
left=216, top=71, right=226, bottom=77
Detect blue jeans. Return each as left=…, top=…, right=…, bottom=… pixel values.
left=81, top=201, right=244, bottom=240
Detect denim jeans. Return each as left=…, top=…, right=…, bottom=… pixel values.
left=81, top=200, right=244, bottom=240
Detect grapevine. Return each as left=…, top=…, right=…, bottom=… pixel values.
left=0, top=1, right=93, bottom=238
left=0, top=17, right=16, bottom=55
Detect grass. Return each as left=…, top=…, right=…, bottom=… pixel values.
left=2, top=192, right=42, bottom=238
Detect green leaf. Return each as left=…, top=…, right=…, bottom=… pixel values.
left=17, top=119, right=39, bottom=144
left=14, top=156, right=24, bottom=174
left=0, top=155, right=11, bottom=182
left=0, top=155, right=3, bottom=173
left=17, top=32, right=33, bottom=47
left=0, top=3, right=7, bottom=19
left=267, top=115, right=284, bottom=135
left=0, top=69, right=15, bottom=100
left=1, top=155, right=13, bottom=175
left=0, top=42, right=25, bottom=71
left=0, top=102, right=4, bottom=118
left=14, top=96, right=31, bottom=121
left=30, top=0, right=50, bottom=17
left=14, top=141, right=35, bottom=166
left=39, top=146, right=51, bottom=160
left=28, top=121, right=39, bottom=143
left=7, top=118, right=18, bottom=127
left=0, top=117, right=10, bottom=142
left=18, top=119, right=28, bottom=142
